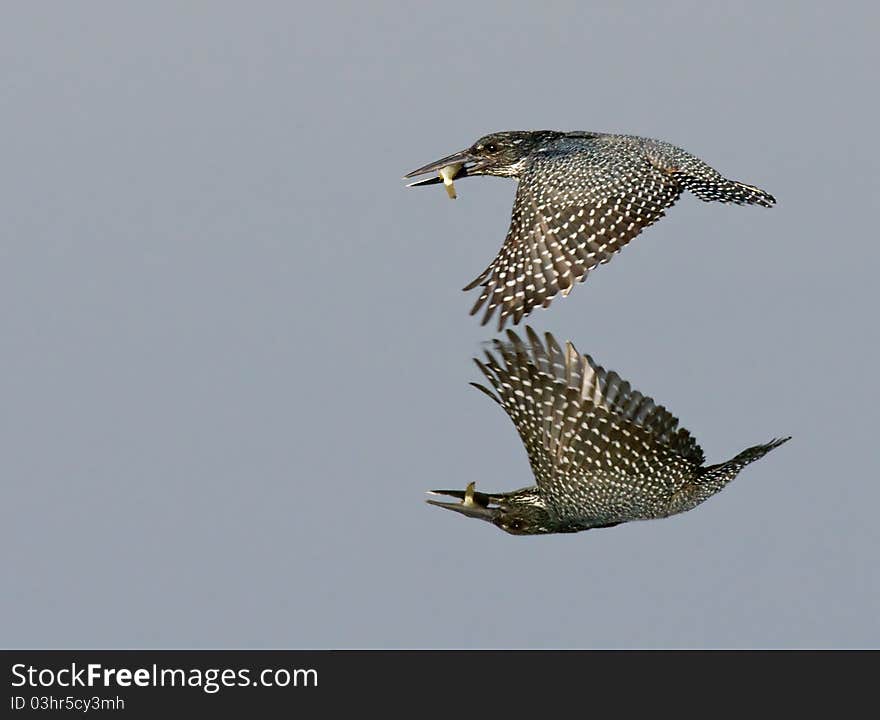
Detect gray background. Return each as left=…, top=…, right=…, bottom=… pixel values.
left=2, top=1, right=877, bottom=649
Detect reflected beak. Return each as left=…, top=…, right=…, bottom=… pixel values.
left=425, top=482, right=500, bottom=523
left=403, top=148, right=490, bottom=188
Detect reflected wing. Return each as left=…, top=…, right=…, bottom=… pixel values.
left=473, top=328, right=705, bottom=493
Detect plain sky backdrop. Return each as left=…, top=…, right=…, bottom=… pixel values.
left=2, top=2, right=877, bottom=649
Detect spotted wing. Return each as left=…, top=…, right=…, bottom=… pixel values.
left=465, top=139, right=682, bottom=330
left=472, top=328, right=705, bottom=498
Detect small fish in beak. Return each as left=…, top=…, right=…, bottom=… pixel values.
left=404, top=148, right=479, bottom=198
left=439, top=163, right=463, bottom=199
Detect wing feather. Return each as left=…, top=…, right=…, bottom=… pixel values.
left=466, top=137, right=683, bottom=329
left=475, top=329, right=705, bottom=495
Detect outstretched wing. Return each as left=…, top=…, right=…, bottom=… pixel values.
left=473, top=328, right=705, bottom=501
left=465, top=137, right=682, bottom=330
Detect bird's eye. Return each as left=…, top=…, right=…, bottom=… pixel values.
left=485, top=143, right=497, bottom=152
left=509, top=519, right=523, bottom=531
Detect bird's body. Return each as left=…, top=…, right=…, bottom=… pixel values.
left=405, top=130, right=775, bottom=329
left=427, top=328, right=789, bottom=535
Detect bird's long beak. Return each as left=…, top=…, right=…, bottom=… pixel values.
left=425, top=482, right=500, bottom=522
left=404, top=148, right=488, bottom=187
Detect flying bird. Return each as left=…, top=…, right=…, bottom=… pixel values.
left=405, top=130, right=775, bottom=329
left=427, top=328, right=789, bottom=535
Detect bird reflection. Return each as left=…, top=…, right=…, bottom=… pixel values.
left=427, top=328, right=788, bottom=535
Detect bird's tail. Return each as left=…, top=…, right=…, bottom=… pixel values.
left=677, top=172, right=776, bottom=207
left=728, top=436, right=791, bottom=467
left=698, top=436, right=790, bottom=486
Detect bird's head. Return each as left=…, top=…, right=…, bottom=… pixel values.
left=405, top=130, right=564, bottom=187
left=426, top=483, right=556, bottom=536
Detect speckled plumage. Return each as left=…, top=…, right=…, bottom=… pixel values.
left=406, top=131, right=775, bottom=329
left=427, top=328, right=789, bottom=535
